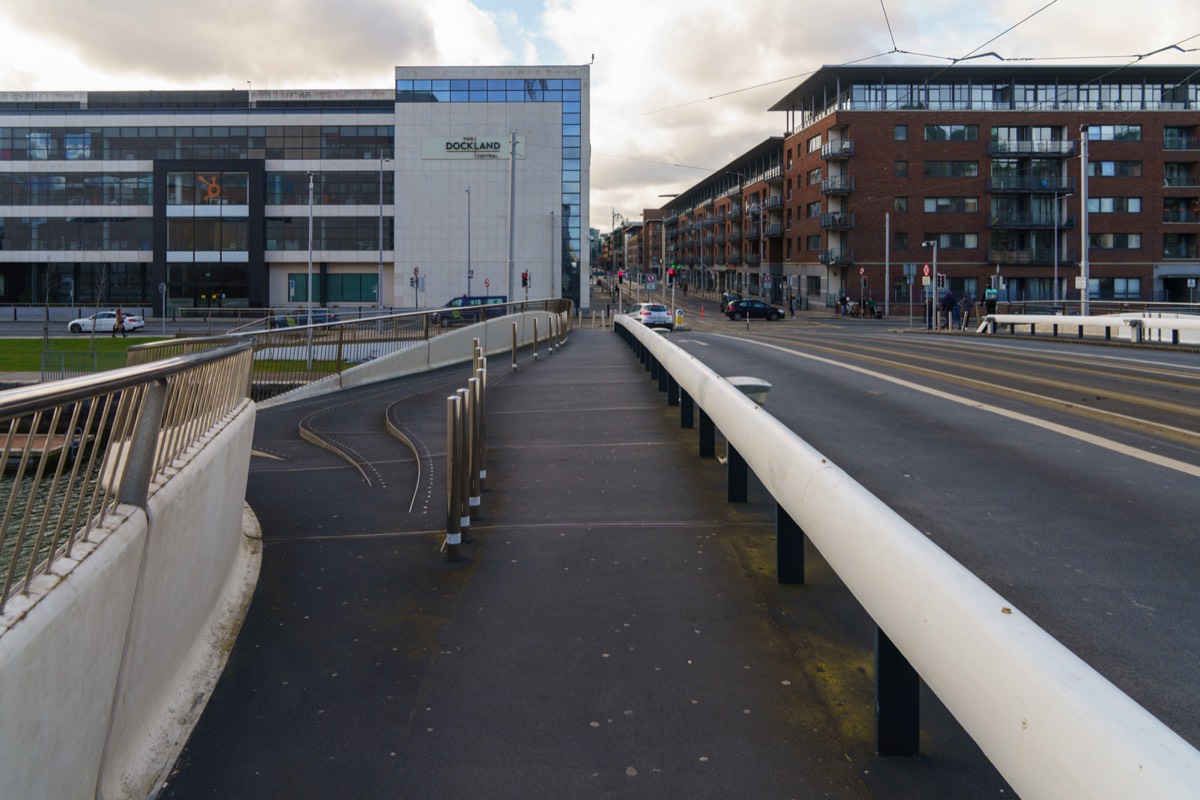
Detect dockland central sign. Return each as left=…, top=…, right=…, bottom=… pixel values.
left=423, top=135, right=526, bottom=160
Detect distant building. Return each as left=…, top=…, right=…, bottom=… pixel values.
left=0, top=64, right=590, bottom=314
left=661, top=64, right=1200, bottom=309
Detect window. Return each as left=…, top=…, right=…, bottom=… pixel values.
left=1088, top=161, right=1142, bottom=177
left=806, top=168, right=821, bottom=186
left=1089, top=277, right=1141, bottom=300
left=806, top=201, right=822, bottom=218
left=894, top=125, right=907, bottom=141
left=924, top=124, right=978, bottom=141
left=923, top=197, right=979, bottom=213
left=806, top=235, right=821, bottom=251
left=894, top=160, right=908, bottom=178
left=1089, top=232, right=1141, bottom=249
left=1087, top=197, right=1141, bottom=213
left=926, top=232, right=978, bottom=249
left=893, top=232, right=908, bottom=249
left=807, top=134, right=822, bottom=154
left=893, top=197, right=908, bottom=213
left=925, top=161, right=979, bottom=178
left=1085, top=125, right=1141, bottom=141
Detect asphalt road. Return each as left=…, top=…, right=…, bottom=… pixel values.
left=661, top=315, right=1200, bottom=751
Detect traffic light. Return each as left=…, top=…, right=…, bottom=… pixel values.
left=667, top=267, right=675, bottom=286
left=409, top=276, right=415, bottom=287
left=618, top=270, right=624, bottom=284
left=521, top=271, right=529, bottom=288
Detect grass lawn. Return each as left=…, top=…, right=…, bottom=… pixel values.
left=0, top=336, right=167, bottom=371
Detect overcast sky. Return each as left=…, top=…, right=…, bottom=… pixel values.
left=2, top=0, right=1199, bottom=232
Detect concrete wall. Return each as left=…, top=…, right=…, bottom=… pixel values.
left=260, top=310, right=562, bottom=408
left=0, top=403, right=260, bottom=800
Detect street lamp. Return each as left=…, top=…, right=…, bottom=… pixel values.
left=377, top=154, right=393, bottom=312
left=307, top=171, right=315, bottom=369
left=1053, top=192, right=1072, bottom=307
left=922, top=239, right=939, bottom=330
left=466, top=187, right=472, bottom=295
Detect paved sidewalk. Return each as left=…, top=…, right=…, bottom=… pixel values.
left=157, top=328, right=1005, bottom=798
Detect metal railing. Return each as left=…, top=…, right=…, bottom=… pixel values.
left=616, top=316, right=1200, bottom=798
left=0, top=341, right=255, bottom=613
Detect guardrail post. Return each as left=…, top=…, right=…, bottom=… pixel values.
left=657, top=358, right=669, bottom=392
left=667, top=374, right=680, bottom=407
left=698, top=408, right=715, bottom=458
left=680, top=389, right=694, bottom=428
left=875, top=626, right=920, bottom=756
left=726, top=443, right=747, bottom=502
left=118, top=379, right=169, bottom=507
left=776, top=503, right=805, bottom=585
left=445, top=395, right=462, bottom=561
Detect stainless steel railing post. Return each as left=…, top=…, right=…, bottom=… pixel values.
left=456, top=387, right=472, bottom=534
left=468, top=376, right=482, bottom=511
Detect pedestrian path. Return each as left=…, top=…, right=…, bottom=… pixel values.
left=156, top=328, right=1003, bottom=798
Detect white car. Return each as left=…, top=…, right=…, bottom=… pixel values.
left=67, top=310, right=145, bottom=334
left=629, top=302, right=674, bottom=331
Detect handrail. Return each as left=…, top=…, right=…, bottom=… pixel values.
left=616, top=316, right=1200, bottom=798
left=0, top=341, right=255, bottom=612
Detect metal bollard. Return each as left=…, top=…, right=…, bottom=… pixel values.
left=475, top=362, right=487, bottom=491
left=444, top=395, right=462, bottom=561
left=511, top=322, right=518, bottom=370
left=457, top=387, right=472, bottom=532
left=468, top=376, right=481, bottom=511
left=533, top=318, right=540, bottom=361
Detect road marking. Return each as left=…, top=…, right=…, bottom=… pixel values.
left=726, top=335, right=1200, bottom=479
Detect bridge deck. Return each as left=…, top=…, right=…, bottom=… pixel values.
left=157, top=328, right=1006, bottom=798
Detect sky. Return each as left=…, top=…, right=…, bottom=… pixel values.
left=2, top=0, right=1199, bottom=234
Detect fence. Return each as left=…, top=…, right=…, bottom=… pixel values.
left=0, top=341, right=255, bottom=613
left=615, top=315, right=1200, bottom=799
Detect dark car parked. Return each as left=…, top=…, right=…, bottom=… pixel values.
left=725, top=299, right=785, bottom=321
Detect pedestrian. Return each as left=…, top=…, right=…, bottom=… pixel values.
left=789, top=296, right=796, bottom=318
left=840, top=294, right=849, bottom=316
left=984, top=286, right=998, bottom=316
left=958, top=293, right=972, bottom=330
left=112, top=308, right=126, bottom=338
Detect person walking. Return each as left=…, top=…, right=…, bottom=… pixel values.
left=112, top=308, right=126, bottom=338
left=958, top=293, right=972, bottom=331
left=940, top=289, right=956, bottom=330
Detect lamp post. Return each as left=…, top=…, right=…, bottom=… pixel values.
left=922, top=239, right=939, bottom=330
left=377, top=153, right=392, bottom=312
left=1053, top=191, right=1072, bottom=308
left=307, top=171, right=314, bottom=370
left=466, top=187, right=472, bottom=295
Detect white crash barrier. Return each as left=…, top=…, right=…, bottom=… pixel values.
left=619, top=316, right=1200, bottom=800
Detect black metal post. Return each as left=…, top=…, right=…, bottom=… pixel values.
left=775, top=503, right=805, bottom=585
left=727, top=443, right=747, bottom=502
left=698, top=408, right=715, bottom=458
left=875, top=627, right=920, bottom=756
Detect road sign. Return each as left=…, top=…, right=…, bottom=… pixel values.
left=923, top=264, right=930, bottom=276
left=413, top=267, right=420, bottom=276
left=859, top=267, right=865, bottom=275
left=484, top=278, right=490, bottom=288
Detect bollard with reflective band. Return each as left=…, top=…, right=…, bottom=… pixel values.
left=457, top=387, right=472, bottom=530
left=444, top=395, right=462, bottom=561
left=468, top=376, right=482, bottom=509
left=511, top=322, right=518, bottom=370
left=476, top=361, right=488, bottom=491
left=533, top=318, right=540, bottom=361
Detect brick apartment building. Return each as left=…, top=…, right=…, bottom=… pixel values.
left=655, top=63, right=1200, bottom=311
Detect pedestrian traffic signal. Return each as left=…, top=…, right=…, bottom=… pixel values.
left=618, top=270, right=624, bottom=284
left=521, top=271, right=529, bottom=288
left=409, top=276, right=415, bottom=287
left=667, top=267, right=675, bottom=285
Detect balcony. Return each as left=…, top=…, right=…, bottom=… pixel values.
left=728, top=205, right=743, bottom=220
left=765, top=195, right=783, bottom=210
left=766, top=223, right=782, bottom=238
left=727, top=253, right=742, bottom=265
left=1164, top=135, right=1200, bottom=151
left=820, top=139, right=855, bottom=160
left=703, top=235, right=714, bottom=247
left=702, top=217, right=715, bottom=228
left=820, top=211, right=855, bottom=230
left=1163, top=207, right=1200, bottom=224
left=987, top=248, right=1078, bottom=266
left=987, top=177, right=1076, bottom=193
left=729, top=230, right=742, bottom=242
left=988, top=213, right=1076, bottom=229
left=715, top=232, right=726, bottom=244
left=1164, top=242, right=1199, bottom=259
left=1164, top=174, right=1200, bottom=188
left=818, top=249, right=855, bottom=265
left=987, top=140, right=1075, bottom=157
left=820, top=176, right=855, bottom=195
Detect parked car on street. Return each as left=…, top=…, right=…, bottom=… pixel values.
left=724, top=299, right=785, bottom=321
left=431, top=295, right=509, bottom=327
left=67, top=310, right=145, bottom=334
left=628, top=302, right=674, bottom=330
left=268, top=309, right=339, bottom=328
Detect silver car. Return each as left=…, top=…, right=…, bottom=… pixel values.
left=630, top=302, right=674, bottom=331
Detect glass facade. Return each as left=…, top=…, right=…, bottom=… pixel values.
left=396, top=75, right=584, bottom=305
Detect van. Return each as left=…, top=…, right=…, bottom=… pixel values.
left=432, top=295, right=509, bottom=327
